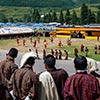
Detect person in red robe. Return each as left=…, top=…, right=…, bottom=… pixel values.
left=63, top=55, right=100, bottom=100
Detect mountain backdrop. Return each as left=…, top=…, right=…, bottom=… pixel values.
left=0, top=0, right=100, bottom=9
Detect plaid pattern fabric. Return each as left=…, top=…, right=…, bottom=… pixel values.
left=0, top=59, right=18, bottom=91
left=47, top=67, right=68, bottom=100
left=63, top=72, right=100, bottom=100
left=13, top=65, right=39, bottom=100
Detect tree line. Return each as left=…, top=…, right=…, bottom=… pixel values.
left=0, top=4, right=100, bottom=25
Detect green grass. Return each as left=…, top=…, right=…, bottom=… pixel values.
left=57, top=45, right=100, bottom=61
left=0, top=39, right=12, bottom=46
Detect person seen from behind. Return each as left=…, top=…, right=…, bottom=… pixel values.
left=63, top=55, right=100, bottom=100
left=13, top=51, right=39, bottom=100
left=0, top=48, right=18, bottom=100
left=39, top=54, right=68, bottom=100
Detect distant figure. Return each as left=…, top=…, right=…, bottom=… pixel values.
left=16, top=38, right=19, bottom=45
left=51, top=49, right=54, bottom=56
left=37, top=36, right=40, bottom=43
left=33, top=40, right=37, bottom=48
left=63, top=55, right=100, bottom=100
left=85, top=47, right=89, bottom=57
left=64, top=50, right=68, bottom=60
left=55, top=49, right=58, bottom=59
left=98, top=45, right=100, bottom=54
left=67, top=38, right=71, bottom=46
left=80, top=44, right=84, bottom=52
left=58, top=40, right=62, bottom=47
left=74, top=48, right=78, bottom=57
left=29, top=36, right=32, bottom=43
left=58, top=50, right=62, bottom=59
left=44, top=39, right=48, bottom=49
left=35, top=49, right=40, bottom=59
left=50, top=37, right=53, bottom=43
left=94, top=45, right=97, bottom=54
left=43, top=49, right=46, bottom=59
left=39, top=54, right=68, bottom=100
left=97, top=36, right=99, bottom=41
left=23, top=39, right=26, bottom=46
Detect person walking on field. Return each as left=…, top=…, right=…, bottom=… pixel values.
left=23, top=39, right=26, bottom=46
left=39, top=54, right=68, bottom=100
left=64, top=50, right=68, bottom=60
left=13, top=51, right=39, bottom=100
left=94, top=45, right=97, bottom=54
left=80, top=44, right=84, bottom=52
left=74, top=48, right=78, bottom=57
left=0, top=48, right=18, bottom=100
left=63, top=55, right=100, bottom=100
left=85, top=46, right=89, bottom=57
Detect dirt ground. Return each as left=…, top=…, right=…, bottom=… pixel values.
left=0, top=37, right=100, bottom=53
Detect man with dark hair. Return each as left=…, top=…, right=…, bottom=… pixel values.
left=63, top=55, right=100, bottom=100
left=39, top=54, right=68, bottom=100
left=0, top=48, right=18, bottom=99
left=13, top=51, right=39, bottom=100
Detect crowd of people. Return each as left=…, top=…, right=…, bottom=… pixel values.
left=0, top=47, right=100, bottom=100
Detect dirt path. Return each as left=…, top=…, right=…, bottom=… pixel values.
left=0, top=37, right=100, bottom=54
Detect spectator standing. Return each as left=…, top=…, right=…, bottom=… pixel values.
left=13, top=52, right=39, bottom=100
left=0, top=48, right=18, bottom=100
left=63, top=55, right=100, bottom=100
left=39, top=54, right=68, bottom=100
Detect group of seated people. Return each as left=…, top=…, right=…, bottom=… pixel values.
left=0, top=48, right=100, bottom=100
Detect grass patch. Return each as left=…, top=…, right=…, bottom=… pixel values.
left=57, top=45, right=100, bottom=61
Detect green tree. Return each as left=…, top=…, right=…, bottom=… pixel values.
left=51, top=11, right=57, bottom=22
left=80, top=3, right=89, bottom=24
left=59, top=10, right=64, bottom=24
left=31, top=9, right=40, bottom=23
left=96, top=11, right=100, bottom=23
left=23, top=14, right=31, bottom=23
left=0, top=13, right=8, bottom=22
left=71, top=10, right=78, bottom=24
left=65, top=9, right=71, bottom=24
left=9, top=17, right=14, bottom=23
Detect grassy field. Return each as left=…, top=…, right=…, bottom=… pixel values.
left=0, top=37, right=100, bottom=61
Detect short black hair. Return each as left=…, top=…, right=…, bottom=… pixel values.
left=8, top=48, right=18, bottom=58
left=74, top=55, right=87, bottom=70
left=44, top=54, right=56, bottom=68
left=24, top=57, right=35, bottom=66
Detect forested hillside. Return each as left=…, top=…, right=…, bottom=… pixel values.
left=0, top=0, right=100, bottom=8
left=0, top=0, right=74, bottom=8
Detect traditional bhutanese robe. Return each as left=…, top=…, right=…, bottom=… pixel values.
left=63, top=72, right=100, bottom=100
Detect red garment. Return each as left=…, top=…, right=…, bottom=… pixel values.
left=63, top=72, right=100, bottom=100
left=13, top=65, right=39, bottom=100
left=74, top=48, right=78, bottom=56
left=47, top=68, right=68, bottom=100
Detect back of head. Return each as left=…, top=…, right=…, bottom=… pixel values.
left=20, top=51, right=36, bottom=68
left=74, top=55, right=87, bottom=70
left=44, top=54, right=56, bottom=68
left=8, top=48, right=18, bottom=58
